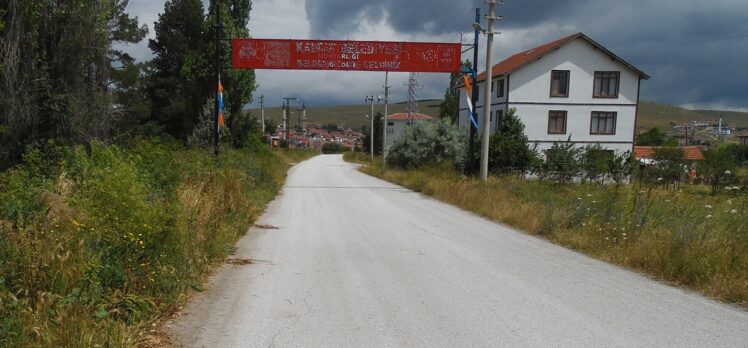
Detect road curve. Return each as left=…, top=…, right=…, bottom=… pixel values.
left=170, top=154, right=747, bottom=347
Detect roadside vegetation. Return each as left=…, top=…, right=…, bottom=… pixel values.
left=0, top=139, right=316, bottom=346
left=347, top=108, right=748, bottom=307
left=0, top=1, right=322, bottom=345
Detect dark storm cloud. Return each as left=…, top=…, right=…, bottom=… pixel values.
left=305, top=0, right=748, bottom=109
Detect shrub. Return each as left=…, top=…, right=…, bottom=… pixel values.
left=188, top=98, right=229, bottom=148
left=229, top=112, right=263, bottom=150
left=387, top=117, right=466, bottom=169
left=700, top=146, right=738, bottom=195
left=321, top=142, right=342, bottom=154
left=581, top=145, right=613, bottom=183
left=488, top=108, right=537, bottom=174
left=608, top=151, right=635, bottom=185
left=540, top=139, right=582, bottom=183
left=652, top=147, right=685, bottom=188
left=0, top=139, right=298, bottom=346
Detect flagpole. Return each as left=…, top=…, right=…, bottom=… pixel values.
left=213, top=0, right=221, bottom=157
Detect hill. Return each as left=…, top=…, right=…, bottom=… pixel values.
left=637, top=101, right=748, bottom=130
left=246, top=100, right=748, bottom=134
left=247, top=100, right=443, bottom=131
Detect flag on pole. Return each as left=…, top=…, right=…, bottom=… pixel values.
left=462, top=74, right=479, bottom=129
left=217, top=79, right=225, bottom=129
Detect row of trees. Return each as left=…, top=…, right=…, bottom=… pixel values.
left=0, top=0, right=258, bottom=169
left=388, top=106, right=747, bottom=194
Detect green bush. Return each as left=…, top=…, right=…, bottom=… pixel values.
left=488, top=108, right=536, bottom=174
left=652, top=147, right=686, bottom=188
left=700, top=146, right=738, bottom=195
left=321, top=142, right=342, bottom=154
left=582, top=144, right=613, bottom=183
left=0, top=139, right=293, bottom=346
left=539, top=140, right=582, bottom=183
left=387, top=118, right=466, bottom=169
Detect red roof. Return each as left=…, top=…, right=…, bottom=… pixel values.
left=734, top=130, right=748, bottom=137
left=634, top=146, right=705, bottom=161
left=471, top=32, right=649, bottom=84
left=387, top=113, right=433, bottom=120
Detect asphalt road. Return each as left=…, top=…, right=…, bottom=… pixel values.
left=170, top=154, right=748, bottom=347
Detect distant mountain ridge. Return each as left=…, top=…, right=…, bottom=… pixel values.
left=637, top=101, right=748, bottom=130
left=246, top=100, right=748, bottom=132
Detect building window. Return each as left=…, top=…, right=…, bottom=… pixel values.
left=593, top=71, right=620, bottom=98
left=496, top=79, right=504, bottom=98
left=590, top=111, right=617, bottom=134
left=548, top=110, right=567, bottom=134
left=496, top=110, right=504, bottom=130
left=550, top=70, right=569, bottom=97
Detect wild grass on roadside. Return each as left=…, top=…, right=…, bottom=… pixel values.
left=342, top=151, right=373, bottom=164
left=0, top=139, right=315, bottom=347
left=359, top=163, right=748, bottom=307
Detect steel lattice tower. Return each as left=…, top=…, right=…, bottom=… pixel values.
left=406, top=72, right=420, bottom=124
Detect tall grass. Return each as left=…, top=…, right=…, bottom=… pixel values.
left=359, top=163, right=748, bottom=307
left=0, top=139, right=316, bottom=347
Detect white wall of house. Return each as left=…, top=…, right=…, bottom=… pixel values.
left=386, top=118, right=430, bottom=147
left=458, top=37, right=643, bottom=156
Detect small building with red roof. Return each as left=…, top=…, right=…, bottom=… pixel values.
left=385, top=113, right=433, bottom=147
left=634, top=146, right=705, bottom=162
left=458, top=32, right=648, bottom=157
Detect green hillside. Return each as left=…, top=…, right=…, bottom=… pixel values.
left=247, top=100, right=748, bottom=133
left=637, top=101, right=748, bottom=130
left=247, top=100, right=443, bottom=131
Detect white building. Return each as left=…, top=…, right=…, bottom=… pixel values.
left=458, top=32, right=649, bottom=155
left=385, top=113, right=433, bottom=147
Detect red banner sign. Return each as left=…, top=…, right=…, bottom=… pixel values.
left=232, top=39, right=461, bottom=73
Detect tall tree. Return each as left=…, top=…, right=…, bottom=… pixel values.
left=147, top=0, right=207, bottom=140
left=147, top=0, right=256, bottom=141
left=0, top=0, right=147, bottom=168
left=203, top=0, right=256, bottom=135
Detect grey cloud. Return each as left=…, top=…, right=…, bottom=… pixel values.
left=304, top=0, right=748, bottom=109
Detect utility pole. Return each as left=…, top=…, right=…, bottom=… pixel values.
left=478, top=0, right=501, bottom=181
left=365, top=95, right=380, bottom=160
left=469, top=7, right=480, bottom=174
left=213, top=0, right=221, bottom=157
left=282, top=100, right=287, bottom=143
left=298, top=103, right=303, bottom=132
left=302, top=102, right=306, bottom=134
left=259, top=95, right=265, bottom=135
left=282, top=97, right=296, bottom=144
left=382, top=72, right=390, bottom=166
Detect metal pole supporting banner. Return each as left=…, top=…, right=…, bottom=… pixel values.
left=213, top=0, right=221, bottom=157
left=282, top=101, right=287, bottom=143
left=260, top=95, right=265, bottom=135
left=480, top=0, right=498, bottom=181
left=469, top=7, right=480, bottom=174
left=382, top=72, right=389, bottom=166
left=370, top=99, right=375, bottom=160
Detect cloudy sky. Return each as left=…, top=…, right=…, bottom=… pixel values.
left=121, top=0, right=748, bottom=110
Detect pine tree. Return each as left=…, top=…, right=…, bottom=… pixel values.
left=488, top=108, right=536, bottom=173
left=147, top=0, right=207, bottom=139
